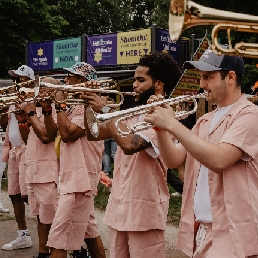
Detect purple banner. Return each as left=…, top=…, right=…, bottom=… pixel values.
left=28, top=41, right=53, bottom=71
left=157, top=29, right=179, bottom=62
left=87, top=34, right=117, bottom=66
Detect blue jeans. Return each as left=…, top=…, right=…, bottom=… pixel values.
left=102, top=138, right=117, bottom=174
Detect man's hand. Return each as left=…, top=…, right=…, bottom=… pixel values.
left=15, top=111, right=27, bottom=123
left=38, top=99, right=52, bottom=110
left=22, top=102, right=36, bottom=114
left=81, top=92, right=108, bottom=113
left=145, top=104, right=176, bottom=131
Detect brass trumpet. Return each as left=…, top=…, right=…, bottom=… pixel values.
left=37, top=80, right=136, bottom=107
left=169, top=0, right=258, bottom=57
left=86, top=92, right=207, bottom=138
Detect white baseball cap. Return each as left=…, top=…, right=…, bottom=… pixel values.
left=8, top=65, right=35, bottom=80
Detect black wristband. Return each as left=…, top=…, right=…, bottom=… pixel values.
left=42, top=107, right=52, bottom=116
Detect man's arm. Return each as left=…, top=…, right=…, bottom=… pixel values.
left=15, top=112, right=30, bottom=144
left=23, top=103, right=53, bottom=144
left=56, top=110, right=85, bottom=143
left=0, top=113, right=8, bottom=131
left=145, top=105, right=243, bottom=174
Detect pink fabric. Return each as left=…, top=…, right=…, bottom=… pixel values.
left=7, top=146, right=26, bottom=195
left=59, top=106, right=103, bottom=195
left=177, top=95, right=258, bottom=257
left=104, top=115, right=170, bottom=231
left=25, top=107, right=58, bottom=184
left=27, top=182, right=59, bottom=224
left=84, top=211, right=99, bottom=239
left=47, top=192, right=94, bottom=250
left=108, top=226, right=166, bottom=258
left=2, top=110, right=27, bottom=195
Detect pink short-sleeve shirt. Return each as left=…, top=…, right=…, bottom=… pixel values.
left=104, top=115, right=170, bottom=231
left=25, top=106, right=58, bottom=184
left=59, top=106, right=103, bottom=195
left=177, top=95, right=258, bottom=257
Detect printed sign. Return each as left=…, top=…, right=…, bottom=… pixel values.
left=117, top=29, right=151, bottom=64
left=53, top=37, right=81, bottom=69
left=172, top=37, right=208, bottom=98
left=156, top=29, right=179, bottom=62
left=28, top=41, right=53, bottom=70
left=87, top=34, right=117, bottom=66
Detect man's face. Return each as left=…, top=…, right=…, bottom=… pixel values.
left=64, top=73, right=84, bottom=85
left=199, top=70, right=229, bottom=106
left=133, top=66, right=155, bottom=105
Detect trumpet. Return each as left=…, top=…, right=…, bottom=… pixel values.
left=169, top=0, right=258, bottom=58
left=37, top=81, right=136, bottom=107
left=86, top=92, right=207, bottom=138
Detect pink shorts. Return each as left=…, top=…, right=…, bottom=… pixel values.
left=7, top=146, right=27, bottom=196
left=27, top=182, right=59, bottom=224
left=47, top=192, right=97, bottom=250
left=108, top=227, right=166, bottom=258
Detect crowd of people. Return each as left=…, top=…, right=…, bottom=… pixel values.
left=0, top=48, right=258, bottom=258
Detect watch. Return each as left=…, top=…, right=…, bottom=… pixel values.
left=100, top=106, right=111, bottom=114
left=27, top=111, right=36, bottom=117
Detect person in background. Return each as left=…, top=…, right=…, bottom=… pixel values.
left=144, top=48, right=258, bottom=257
left=83, top=51, right=182, bottom=257
left=102, top=138, right=117, bottom=176
left=1, top=65, right=34, bottom=251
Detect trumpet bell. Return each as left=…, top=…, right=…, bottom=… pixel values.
left=169, top=0, right=258, bottom=42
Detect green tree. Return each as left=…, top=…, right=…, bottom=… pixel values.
left=0, top=0, right=68, bottom=78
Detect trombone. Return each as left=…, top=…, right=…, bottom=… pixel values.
left=169, top=0, right=258, bottom=57
left=86, top=92, right=207, bottom=138
left=37, top=80, right=136, bottom=108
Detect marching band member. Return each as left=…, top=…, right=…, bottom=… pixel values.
left=16, top=76, right=60, bottom=258
left=41, top=63, right=106, bottom=258
left=1, top=65, right=33, bottom=251
left=145, top=48, right=258, bottom=257
left=83, top=52, right=181, bottom=257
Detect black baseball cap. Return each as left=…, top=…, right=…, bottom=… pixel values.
left=183, top=45, right=245, bottom=74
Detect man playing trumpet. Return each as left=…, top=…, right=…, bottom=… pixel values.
left=144, top=47, right=258, bottom=257
left=83, top=51, right=181, bottom=257
left=41, top=62, right=106, bottom=258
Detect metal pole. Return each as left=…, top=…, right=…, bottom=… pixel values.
left=151, top=24, right=157, bottom=52
left=191, top=34, right=195, bottom=60
left=25, top=40, right=28, bottom=65
left=81, top=33, right=86, bottom=62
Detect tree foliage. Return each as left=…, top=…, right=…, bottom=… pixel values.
left=1, top=0, right=258, bottom=89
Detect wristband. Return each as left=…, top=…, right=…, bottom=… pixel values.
left=153, top=126, right=162, bottom=131
left=55, top=103, right=67, bottom=112
left=18, top=121, right=27, bottom=127
left=42, top=107, right=52, bottom=116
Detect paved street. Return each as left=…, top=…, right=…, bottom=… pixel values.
left=0, top=190, right=189, bottom=258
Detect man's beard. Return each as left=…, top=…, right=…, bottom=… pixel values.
left=134, top=85, right=155, bottom=106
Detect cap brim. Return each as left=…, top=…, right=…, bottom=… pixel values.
left=183, top=61, right=222, bottom=71
left=8, top=70, right=19, bottom=77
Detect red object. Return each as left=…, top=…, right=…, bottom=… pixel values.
left=99, top=171, right=112, bottom=188
left=153, top=126, right=162, bottom=131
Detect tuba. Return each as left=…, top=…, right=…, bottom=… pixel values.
left=169, top=0, right=258, bottom=57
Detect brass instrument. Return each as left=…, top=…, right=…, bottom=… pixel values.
left=86, top=92, right=207, bottom=138
left=37, top=80, right=136, bottom=107
left=169, top=0, right=258, bottom=57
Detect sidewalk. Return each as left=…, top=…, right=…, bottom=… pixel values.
left=0, top=190, right=189, bottom=258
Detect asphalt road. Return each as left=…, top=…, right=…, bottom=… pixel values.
left=0, top=190, right=189, bottom=258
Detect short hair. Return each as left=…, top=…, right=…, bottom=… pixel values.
left=219, top=70, right=242, bottom=87
left=138, top=51, right=181, bottom=97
